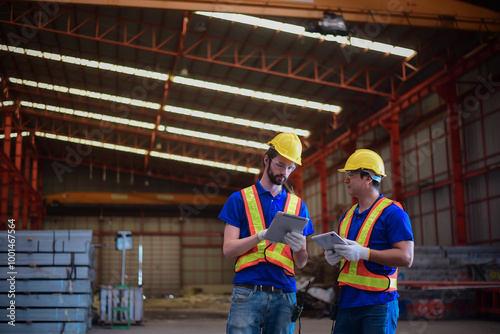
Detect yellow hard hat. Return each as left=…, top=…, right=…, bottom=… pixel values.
left=338, top=149, right=386, bottom=177
left=267, top=132, right=302, bottom=165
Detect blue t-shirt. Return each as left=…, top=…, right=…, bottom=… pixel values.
left=338, top=194, right=414, bottom=309
left=218, top=180, right=315, bottom=292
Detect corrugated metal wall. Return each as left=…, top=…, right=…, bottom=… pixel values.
left=302, top=57, right=500, bottom=247
left=37, top=58, right=499, bottom=298
left=43, top=215, right=227, bottom=296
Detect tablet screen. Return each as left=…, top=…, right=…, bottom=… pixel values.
left=264, top=211, right=309, bottom=243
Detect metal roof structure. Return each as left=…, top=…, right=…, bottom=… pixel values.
left=1, top=0, right=499, bottom=203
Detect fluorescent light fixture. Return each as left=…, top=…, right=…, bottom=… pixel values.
left=34, top=131, right=148, bottom=155
left=10, top=77, right=162, bottom=109
left=163, top=105, right=309, bottom=136
left=21, top=101, right=155, bottom=130
left=19, top=100, right=270, bottom=150
left=165, top=126, right=268, bottom=150
left=0, top=100, right=14, bottom=107
left=33, top=130, right=260, bottom=174
left=0, top=131, right=30, bottom=139
left=1, top=44, right=341, bottom=113
left=173, top=76, right=341, bottom=113
left=0, top=44, right=169, bottom=81
left=10, top=77, right=310, bottom=139
left=196, top=12, right=416, bottom=58
left=391, top=46, right=416, bottom=57
left=150, top=151, right=260, bottom=174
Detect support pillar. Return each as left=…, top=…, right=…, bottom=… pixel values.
left=13, top=132, right=22, bottom=223
left=22, top=149, right=32, bottom=230
left=1, top=111, right=12, bottom=225
left=341, top=140, right=358, bottom=206
left=314, top=159, right=329, bottom=233
left=288, top=165, right=303, bottom=199
left=36, top=166, right=43, bottom=230
left=30, top=154, right=39, bottom=230
left=437, top=81, right=466, bottom=245
left=381, top=113, right=403, bottom=203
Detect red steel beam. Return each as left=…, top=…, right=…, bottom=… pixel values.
left=13, top=132, right=22, bottom=222
left=302, top=42, right=498, bottom=246
left=381, top=113, right=403, bottom=203
left=0, top=140, right=45, bottom=230
left=145, top=11, right=191, bottom=169
left=0, top=2, right=419, bottom=98
left=304, top=41, right=500, bottom=168
left=314, top=159, right=329, bottom=233
left=8, top=84, right=268, bottom=155
left=288, top=166, right=303, bottom=199
left=14, top=104, right=263, bottom=167
left=1, top=110, right=12, bottom=225
left=32, top=152, right=249, bottom=192
left=436, top=81, right=466, bottom=245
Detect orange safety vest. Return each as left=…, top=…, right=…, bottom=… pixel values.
left=337, top=197, right=403, bottom=292
left=234, top=185, right=302, bottom=276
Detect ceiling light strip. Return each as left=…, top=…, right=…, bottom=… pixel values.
left=163, top=105, right=310, bottom=136
left=21, top=101, right=156, bottom=129
left=163, top=126, right=268, bottom=150
left=0, top=44, right=169, bottom=81
left=0, top=100, right=14, bottom=107
left=34, top=131, right=260, bottom=174
left=196, top=12, right=416, bottom=58
left=9, top=77, right=161, bottom=109
left=19, top=100, right=267, bottom=149
left=173, top=76, right=341, bottom=113
left=150, top=151, right=260, bottom=174
left=0, top=131, right=31, bottom=139
left=0, top=44, right=341, bottom=113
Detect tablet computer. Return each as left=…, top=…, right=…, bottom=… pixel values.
left=264, top=211, right=309, bottom=243
left=311, top=231, right=347, bottom=250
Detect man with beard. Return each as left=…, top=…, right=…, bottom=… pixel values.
left=219, top=132, right=314, bottom=334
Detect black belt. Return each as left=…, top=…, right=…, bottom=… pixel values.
left=234, top=283, right=292, bottom=294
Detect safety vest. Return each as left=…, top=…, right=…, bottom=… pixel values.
left=234, top=185, right=302, bottom=276
left=337, top=197, right=403, bottom=292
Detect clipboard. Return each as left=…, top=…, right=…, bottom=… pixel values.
left=311, top=231, right=347, bottom=250
left=264, top=211, right=309, bottom=243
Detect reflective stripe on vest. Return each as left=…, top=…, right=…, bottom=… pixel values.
left=337, top=197, right=401, bottom=292
left=234, top=185, right=301, bottom=276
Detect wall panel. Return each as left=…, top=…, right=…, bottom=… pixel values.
left=302, top=58, right=499, bottom=247
left=42, top=215, right=229, bottom=296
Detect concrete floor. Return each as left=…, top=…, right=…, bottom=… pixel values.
left=88, top=317, right=500, bottom=334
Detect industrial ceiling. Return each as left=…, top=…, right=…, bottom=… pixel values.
left=1, top=0, right=499, bottom=196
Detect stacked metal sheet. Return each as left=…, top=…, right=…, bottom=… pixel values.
left=398, top=245, right=500, bottom=320
left=399, top=246, right=500, bottom=281
left=0, top=230, right=94, bottom=334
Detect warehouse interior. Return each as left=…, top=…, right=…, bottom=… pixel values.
left=1, top=0, right=500, bottom=333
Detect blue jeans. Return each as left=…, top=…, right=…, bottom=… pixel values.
left=226, top=285, right=297, bottom=334
left=333, top=299, right=399, bottom=334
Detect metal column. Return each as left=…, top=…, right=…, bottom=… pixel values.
left=437, top=81, right=467, bottom=245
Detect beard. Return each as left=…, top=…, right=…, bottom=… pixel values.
left=267, top=165, right=287, bottom=186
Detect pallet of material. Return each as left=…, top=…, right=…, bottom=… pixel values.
left=0, top=322, right=88, bottom=334
left=0, top=230, right=94, bottom=334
